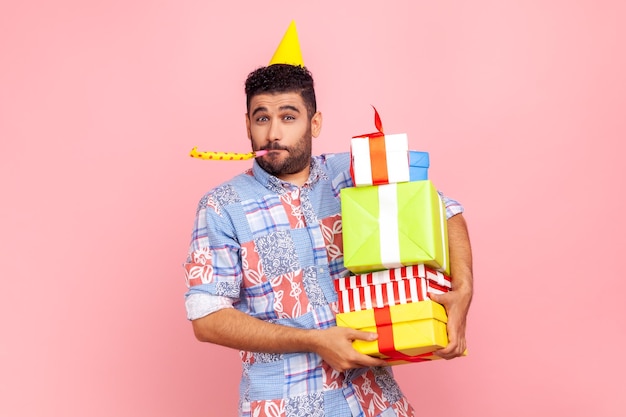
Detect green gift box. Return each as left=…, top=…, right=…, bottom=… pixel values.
left=341, top=180, right=449, bottom=274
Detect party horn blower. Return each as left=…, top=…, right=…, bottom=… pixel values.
left=189, top=147, right=268, bottom=160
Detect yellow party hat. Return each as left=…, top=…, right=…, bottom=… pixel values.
left=269, top=20, right=304, bottom=66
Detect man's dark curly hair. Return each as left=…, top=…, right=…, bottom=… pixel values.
left=245, top=64, right=317, bottom=119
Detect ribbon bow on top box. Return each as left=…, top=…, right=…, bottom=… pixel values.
left=350, top=107, right=429, bottom=187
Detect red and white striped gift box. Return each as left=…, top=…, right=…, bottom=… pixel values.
left=334, top=264, right=451, bottom=314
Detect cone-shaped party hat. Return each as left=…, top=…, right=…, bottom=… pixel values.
left=269, top=20, right=304, bottom=66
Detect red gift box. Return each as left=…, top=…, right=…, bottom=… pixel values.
left=334, top=264, right=451, bottom=314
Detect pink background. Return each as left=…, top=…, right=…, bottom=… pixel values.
left=1, top=1, right=625, bottom=416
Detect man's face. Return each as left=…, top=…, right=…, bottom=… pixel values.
left=246, top=92, right=322, bottom=182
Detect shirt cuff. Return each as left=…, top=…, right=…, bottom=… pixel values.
left=185, top=293, right=234, bottom=320
left=440, top=193, right=464, bottom=219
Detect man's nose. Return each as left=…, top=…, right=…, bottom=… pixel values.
left=267, top=118, right=281, bottom=142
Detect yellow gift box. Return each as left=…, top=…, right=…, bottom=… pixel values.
left=336, top=300, right=448, bottom=365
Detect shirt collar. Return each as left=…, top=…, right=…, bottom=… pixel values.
left=252, top=157, right=326, bottom=193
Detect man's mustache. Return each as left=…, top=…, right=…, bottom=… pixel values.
left=261, top=144, right=289, bottom=151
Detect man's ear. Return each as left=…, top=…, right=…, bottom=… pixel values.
left=311, top=111, right=323, bottom=138
left=245, top=112, right=251, bottom=139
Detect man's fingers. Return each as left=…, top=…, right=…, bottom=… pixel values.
left=339, top=329, right=388, bottom=368
left=434, top=344, right=458, bottom=359
left=427, top=291, right=440, bottom=304
left=331, top=355, right=388, bottom=372
left=349, top=329, right=378, bottom=342
left=329, top=345, right=388, bottom=372
left=428, top=291, right=450, bottom=306
left=434, top=337, right=466, bottom=359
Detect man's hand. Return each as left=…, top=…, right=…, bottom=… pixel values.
left=311, top=327, right=388, bottom=372
left=429, top=288, right=471, bottom=359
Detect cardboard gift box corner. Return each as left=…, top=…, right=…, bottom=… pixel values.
left=341, top=180, right=449, bottom=275
left=350, top=133, right=430, bottom=187
left=336, top=300, right=448, bottom=364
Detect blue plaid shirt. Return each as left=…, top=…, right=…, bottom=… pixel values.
left=184, top=152, right=463, bottom=417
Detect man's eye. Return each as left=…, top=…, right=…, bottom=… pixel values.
left=283, top=115, right=295, bottom=121
left=256, top=116, right=269, bottom=123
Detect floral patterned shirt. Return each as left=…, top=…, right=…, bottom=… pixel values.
left=183, top=153, right=463, bottom=417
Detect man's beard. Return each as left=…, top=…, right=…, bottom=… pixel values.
left=254, top=127, right=313, bottom=178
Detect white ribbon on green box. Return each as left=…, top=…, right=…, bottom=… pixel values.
left=378, top=183, right=402, bottom=268
left=340, top=180, right=449, bottom=275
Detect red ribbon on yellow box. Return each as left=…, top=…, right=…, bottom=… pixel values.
left=374, top=306, right=431, bottom=363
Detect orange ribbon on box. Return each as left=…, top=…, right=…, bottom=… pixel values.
left=351, top=107, right=392, bottom=186
left=373, top=306, right=431, bottom=363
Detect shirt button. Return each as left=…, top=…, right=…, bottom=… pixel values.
left=319, top=268, right=324, bottom=273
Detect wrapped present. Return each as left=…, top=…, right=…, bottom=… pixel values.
left=336, top=300, right=448, bottom=365
left=351, top=139, right=430, bottom=187
left=341, top=180, right=449, bottom=274
left=349, top=107, right=429, bottom=186
left=409, top=151, right=429, bottom=181
left=334, top=264, right=451, bottom=314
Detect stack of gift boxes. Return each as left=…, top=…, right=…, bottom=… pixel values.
left=335, top=109, right=454, bottom=365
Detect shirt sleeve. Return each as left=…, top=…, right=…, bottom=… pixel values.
left=183, top=190, right=243, bottom=320
left=185, top=293, right=234, bottom=321
left=439, top=191, right=464, bottom=219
